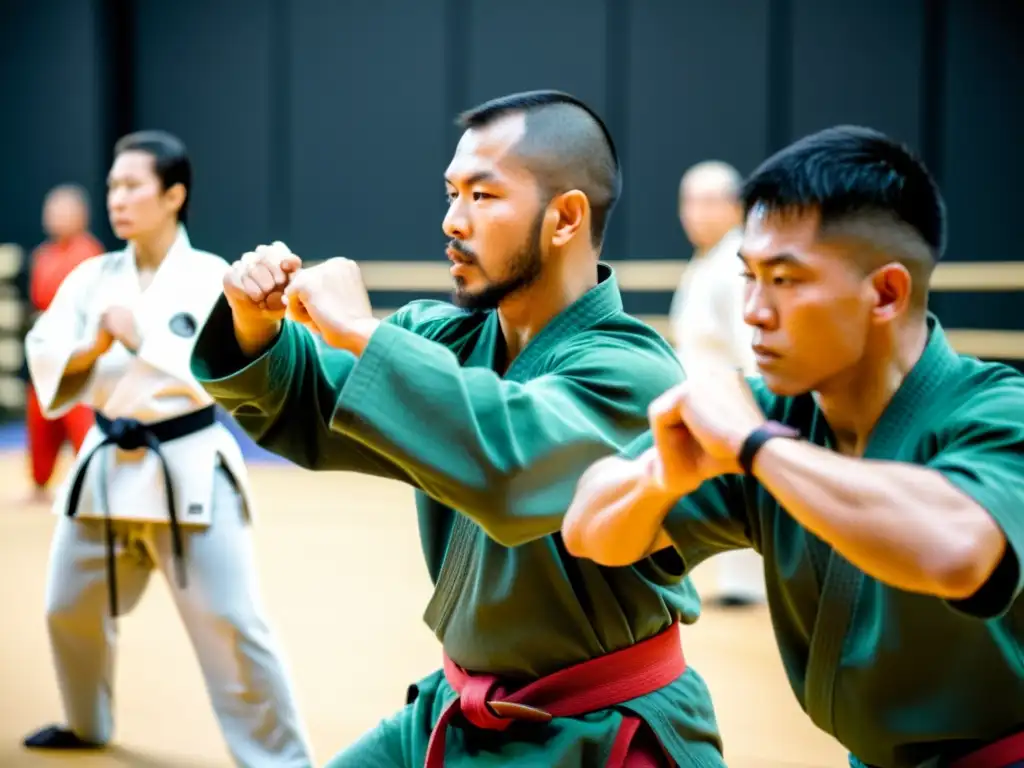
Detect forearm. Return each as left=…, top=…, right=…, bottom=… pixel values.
left=562, top=449, right=678, bottom=565
left=193, top=303, right=408, bottom=479
left=753, top=438, right=1005, bottom=597
left=234, top=317, right=282, bottom=358
left=63, top=339, right=105, bottom=376
left=25, top=323, right=103, bottom=415
left=331, top=323, right=637, bottom=545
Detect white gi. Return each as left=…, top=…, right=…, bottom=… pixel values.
left=24, top=226, right=313, bottom=767
left=669, top=226, right=767, bottom=604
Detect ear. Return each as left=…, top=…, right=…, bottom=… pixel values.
left=164, top=183, right=187, bottom=218
left=869, top=262, right=913, bottom=323
left=548, top=190, right=588, bottom=247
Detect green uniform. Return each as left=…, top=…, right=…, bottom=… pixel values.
left=190, top=265, right=726, bottom=767
left=625, top=315, right=1024, bottom=768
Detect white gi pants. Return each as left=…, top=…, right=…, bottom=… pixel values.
left=42, top=465, right=314, bottom=767
left=714, top=549, right=767, bottom=603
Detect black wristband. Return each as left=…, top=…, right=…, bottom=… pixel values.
left=738, top=421, right=801, bottom=475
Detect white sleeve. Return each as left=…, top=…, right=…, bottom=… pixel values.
left=668, top=270, right=690, bottom=351
left=674, top=276, right=736, bottom=371
left=674, top=236, right=753, bottom=374
left=24, top=258, right=105, bottom=417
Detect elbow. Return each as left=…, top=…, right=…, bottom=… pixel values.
left=461, top=473, right=566, bottom=548
left=562, top=473, right=607, bottom=560
left=561, top=460, right=647, bottom=569
left=928, top=526, right=1006, bottom=600
left=461, top=450, right=635, bottom=550
left=561, top=506, right=594, bottom=560
left=469, top=483, right=536, bottom=547
left=479, top=523, right=530, bottom=548
left=563, top=521, right=620, bottom=566
left=565, top=512, right=589, bottom=561
left=564, top=516, right=650, bottom=567
left=562, top=477, right=646, bottom=567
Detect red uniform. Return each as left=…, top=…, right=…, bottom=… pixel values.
left=26, top=232, right=104, bottom=489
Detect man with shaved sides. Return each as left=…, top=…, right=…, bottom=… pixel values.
left=190, top=90, right=727, bottom=766
left=563, top=125, right=1024, bottom=768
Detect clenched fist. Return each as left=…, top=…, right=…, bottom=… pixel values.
left=224, top=241, right=302, bottom=356
left=282, top=257, right=379, bottom=353
left=647, top=370, right=767, bottom=495
left=100, top=305, right=141, bottom=352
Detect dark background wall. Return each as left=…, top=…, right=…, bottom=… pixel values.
left=0, top=0, right=1021, bottom=400
left=4, top=0, right=1020, bottom=260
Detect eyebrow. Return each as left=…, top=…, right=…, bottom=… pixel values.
left=737, top=251, right=807, bottom=269
left=444, top=170, right=500, bottom=187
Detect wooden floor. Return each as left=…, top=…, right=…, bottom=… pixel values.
left=0, top=453, right=848, bottom=768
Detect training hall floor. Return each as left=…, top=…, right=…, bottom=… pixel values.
left=0, top=426, right=846, bottom=767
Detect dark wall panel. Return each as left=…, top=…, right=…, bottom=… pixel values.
left=133, top=0, right=275, bottom=262
left=0, top=0, right=106, bottom=254
left=461, top=0, right=614, bottom=252
left=941, top=1, right=1024, bottom=263
left=464, top=0, right=608, bottom=112
left=624, top=0, right=770, bottom=260
left=0, top=1, right=1021, bottom=294
left=788, top=0, right=925, bottom=151
left=287, top=0, right=449, bottom=262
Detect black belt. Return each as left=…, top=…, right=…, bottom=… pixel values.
left=66, top=405, right=217, bottom=619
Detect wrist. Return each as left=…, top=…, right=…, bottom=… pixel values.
left=88, top=329, right=113, bottom=358
left=342, top=317, right=381, bottom=356
left=638, top=448, right=697, bottom=501
left=234, top=317, right=282, bottom=358
left=737, top=421, right=802, bottom=476
left=123, top=325, right=142, bottom=354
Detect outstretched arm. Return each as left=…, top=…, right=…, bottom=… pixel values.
left=191, top=296, right=413, bottom=482
left=241, top=256, right=688, bottom=546
left=329, top=319, right=683, bottom=546
left=193, top=293, right=682, bottom=542
left=563, top=448, right=679, bottom=566
left=645, top=370, right=1024, bottom=616
left=563, top=430, right=751, bottom=568
left=751, top=393, right=1024, bottom=614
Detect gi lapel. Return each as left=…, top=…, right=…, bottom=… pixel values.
left=422, top=265, right=625, bottom=637
left=115, top=227, right=224, bottom=388
left=802, top=316, right=961, bottom=737
left=422, top=311, right=504, bottom=635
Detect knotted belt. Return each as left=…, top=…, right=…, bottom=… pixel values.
left=862, top=729, right=1024, bottom=768
left=949, top=730, right=1024, bottom=768
left=65, top=405, right=216, bottom=619
left=424, top=621, right=685, bottom=768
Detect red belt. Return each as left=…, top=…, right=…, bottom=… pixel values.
left=951, top=731, right=1024, bottom=768
left=424, top=622, right=685, bottom=768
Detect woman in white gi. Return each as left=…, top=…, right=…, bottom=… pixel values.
left=22, top=130, right=313, bottom=767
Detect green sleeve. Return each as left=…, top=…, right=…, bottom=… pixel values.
left=929, top=384, right=1024, bottom=619
left=621, top=431, right=751, bottom=573
left=191, top=296, right=412, bottom=481
left=330, top=322, right=683, bottom=547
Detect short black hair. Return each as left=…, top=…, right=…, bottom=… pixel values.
left=741, top=125, right=946, bottom=261
left=457, top=90, right=622, bottom=247
left=113, top=130, right=192, bottom=224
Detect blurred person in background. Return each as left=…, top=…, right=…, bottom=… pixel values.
left=669, top=160, right=767, bottom=607
left=22, top=131, right=312, bottom=767
left=24, top=185, right=103, bottom=503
